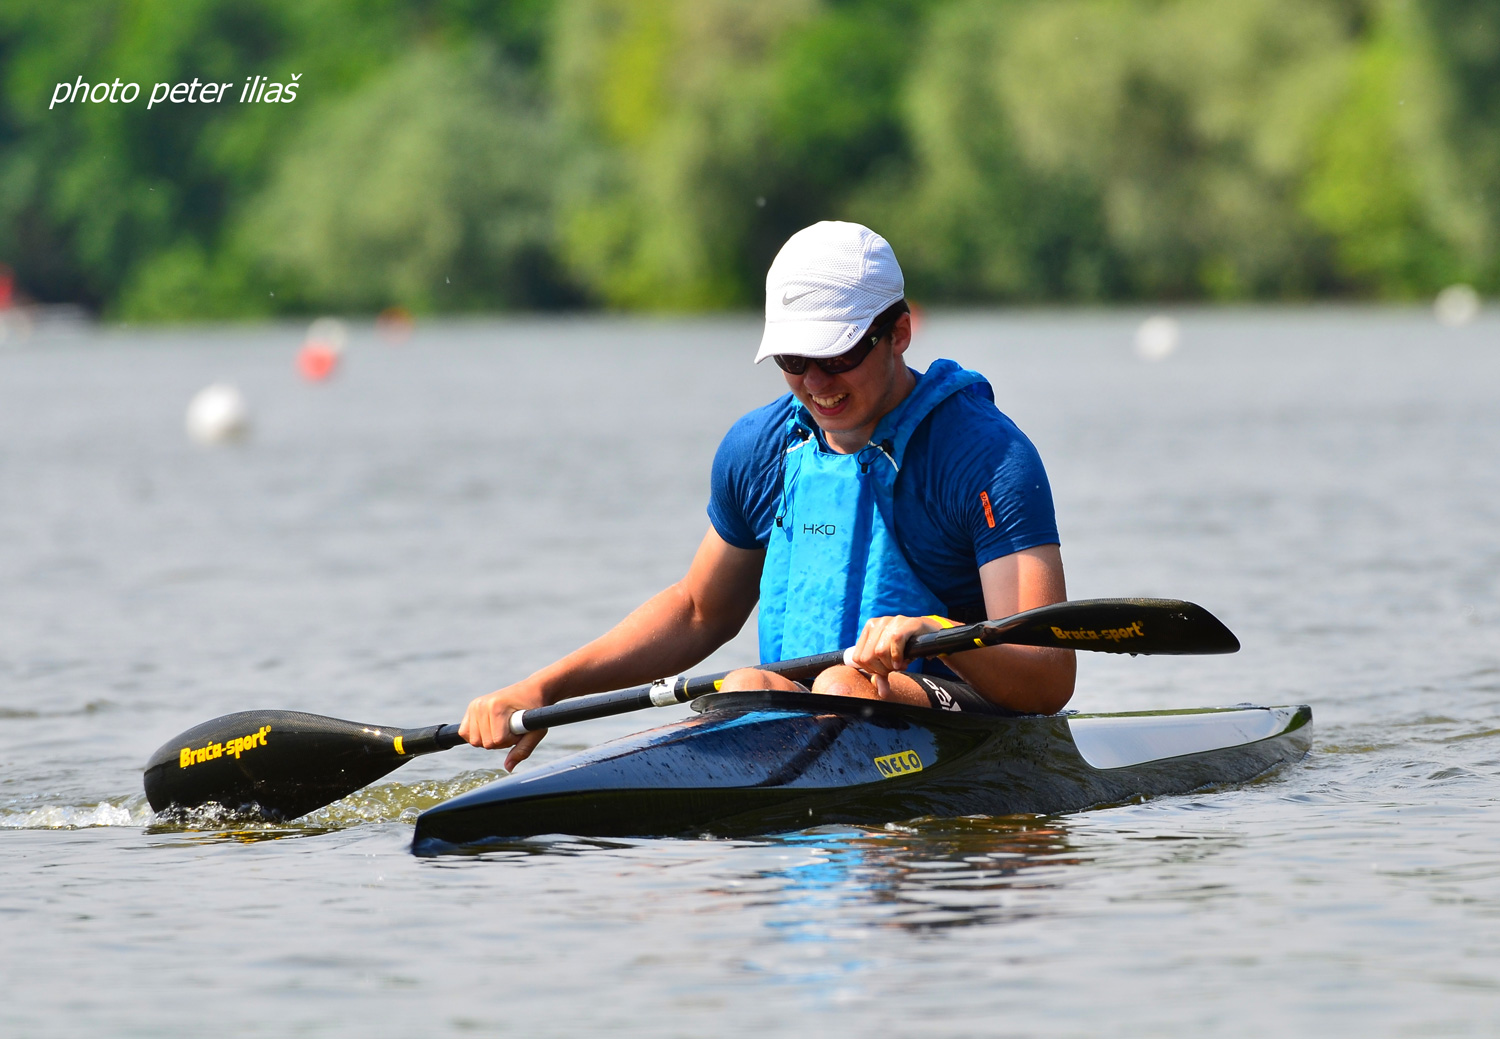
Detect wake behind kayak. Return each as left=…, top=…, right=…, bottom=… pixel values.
left=411, top=691, right=1311, bottom=853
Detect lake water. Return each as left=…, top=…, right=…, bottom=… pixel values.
left=2, top=309, right=1497, bottom=1036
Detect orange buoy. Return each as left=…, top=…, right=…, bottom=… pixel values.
left=376, top=306, right=414, bottom=345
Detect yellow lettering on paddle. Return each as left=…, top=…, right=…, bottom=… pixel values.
left=874, top=750, right=923, bottom=779
left=177, top=725, right=272, bottom=769
left=1049, top=621, right=1145, bottom=643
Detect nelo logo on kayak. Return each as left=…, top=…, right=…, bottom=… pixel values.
left=178, top=725, right=271, bottom=768
left=874, top=750, right=923, bottom=778
left=1050, top=621, right=1144, bottom=643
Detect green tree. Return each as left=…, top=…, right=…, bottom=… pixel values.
left=856, top=0, right=1118, bottom=302
left=0, top=0, right=564, bottom=316
left=3, top=0, right=1498, bottom=315
left=883, top=0, right=1493, bottom=300
left=551, top=0, right=811, bottom=309
left=991, top=0, right=1358, bottom=299
left=1301, top=0, right=1494, bottom=295
left=229, top=46, right=568, bottom=314
left=551, top=0, right=936, bottom=309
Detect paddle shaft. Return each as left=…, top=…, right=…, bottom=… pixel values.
left=426, top=644, right=870, bottom=747
left=500, top=597, right=1236, bottom=735
left=153, top=616, right=976, bottom=767
left=219, top=597, right=1233, bottom=755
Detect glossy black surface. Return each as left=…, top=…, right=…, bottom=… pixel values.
left=412, top=692, right=1312, bottom=852
left=144, top=710, right=448, bottom=819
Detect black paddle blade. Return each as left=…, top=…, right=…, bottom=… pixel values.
left=976, top=598, right=1240, bottom=655
left=144, top=710, right=443, bottom=820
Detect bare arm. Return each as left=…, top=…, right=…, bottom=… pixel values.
left=945, top=544, right=1076, bottom=712
left=460, top=529, right=764, bottom=765
left=847, top=544, right=1077, bottom=714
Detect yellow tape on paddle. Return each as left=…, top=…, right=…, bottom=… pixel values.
left=925, top=615, right=961, bottom=657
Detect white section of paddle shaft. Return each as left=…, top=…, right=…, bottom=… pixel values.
left=505, top=675, right=685, bottom=736
left=843, top=647, right=858, bottom=666
left=650, top=676, right=684, bottom=706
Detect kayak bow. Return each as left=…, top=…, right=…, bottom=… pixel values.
left=411, top=691, right=1311, bottom=852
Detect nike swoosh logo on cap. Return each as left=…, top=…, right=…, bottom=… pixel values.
left=781, top=287, right=817, bottom=306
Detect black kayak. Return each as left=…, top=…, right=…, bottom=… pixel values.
left=411, top=690, right=1311, bottom=853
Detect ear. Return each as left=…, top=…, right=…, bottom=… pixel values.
left=889, top=312, right=914, bottom=359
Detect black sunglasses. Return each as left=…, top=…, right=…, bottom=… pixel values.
left=773, top=313, right=900, bottom=376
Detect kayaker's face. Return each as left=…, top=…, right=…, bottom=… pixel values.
left=784, top=313, right=915, bottom=454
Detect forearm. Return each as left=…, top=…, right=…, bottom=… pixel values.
left=527, top=583, right=743, bottom=704
left=462, top=531, right=763, bottom=757
left=961, top=545, right=1074, bottom=713
left=941, top=643, right=1076, bottom=714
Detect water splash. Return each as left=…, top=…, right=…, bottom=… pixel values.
left=304, top=768, right=505, bottom=827
left=1, top=797, right=153, bottom=830
left=138, top=768, right=510, bottom=839
left=3, top=768, right=506, bottom=837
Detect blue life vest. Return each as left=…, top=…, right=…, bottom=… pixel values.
left=758, top=359, right=990, bottom=665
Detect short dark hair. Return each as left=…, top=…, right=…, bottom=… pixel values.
left=866, top=299, right=909, bottom=341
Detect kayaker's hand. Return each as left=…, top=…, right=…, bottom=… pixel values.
left=459, top=682, right=547, bottom=771
left=849, top=614, right=944, bottom=697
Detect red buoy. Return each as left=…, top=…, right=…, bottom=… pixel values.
left=296, top=317, right=348, bottom=382
left=296, top=343, right=339, bottom=381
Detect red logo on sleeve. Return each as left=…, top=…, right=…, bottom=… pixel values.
left=979, top=491, right=996, bottom=529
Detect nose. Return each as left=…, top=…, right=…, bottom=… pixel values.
left=800, top=362, right=836, bottom=393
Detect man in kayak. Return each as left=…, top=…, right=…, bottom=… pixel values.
left=462, top=221, right=1074, bottom=767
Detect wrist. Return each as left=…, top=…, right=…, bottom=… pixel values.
left=518, top=671, right=562, bottom=708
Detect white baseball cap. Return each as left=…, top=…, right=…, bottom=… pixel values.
left=754, top=221, right=906, bottom=363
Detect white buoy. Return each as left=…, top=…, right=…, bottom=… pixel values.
left=185, top=383, right=250, bottom=445
left=1434, top=284, right=1480, bottom=327
left=0, top=308, right=30, bottom=347
left=304, top=316, right=349, bottom=353
left=1135, top=314, right=1180, bottom=361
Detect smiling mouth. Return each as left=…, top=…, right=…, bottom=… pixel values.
left=810, top=392, right=848, bottom=410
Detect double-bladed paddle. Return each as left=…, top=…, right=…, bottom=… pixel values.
left=143, top=597, right=1238, bottom=820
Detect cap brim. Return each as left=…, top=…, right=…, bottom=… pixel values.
left=753, top=318, right=866, bottom=364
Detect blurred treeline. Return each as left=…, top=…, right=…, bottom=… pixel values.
left=2, top=0, right=1496, bottom=318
